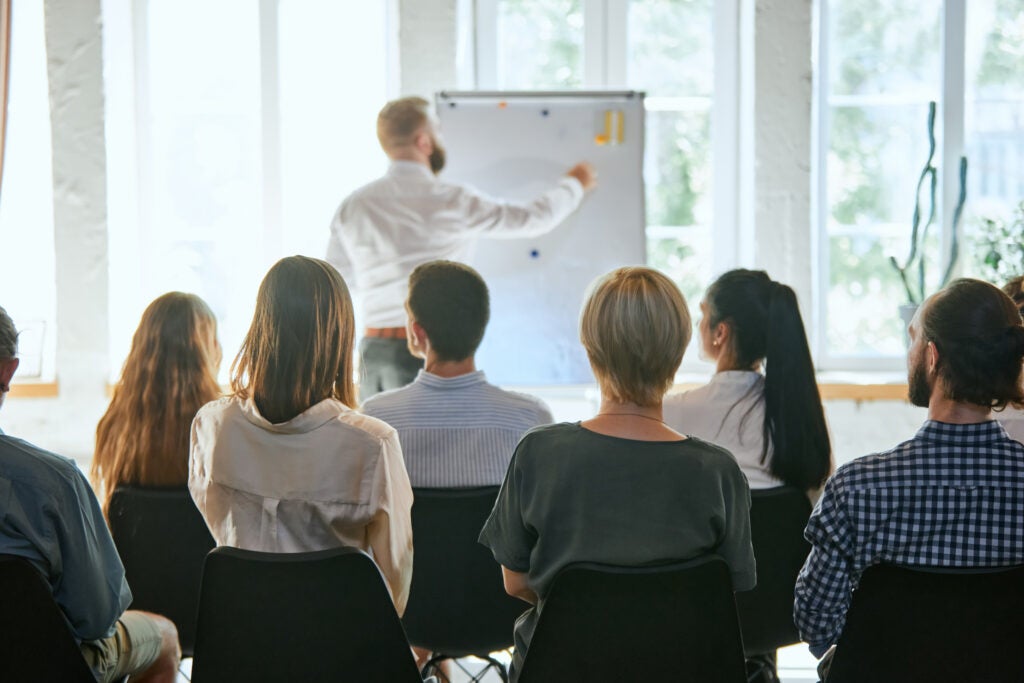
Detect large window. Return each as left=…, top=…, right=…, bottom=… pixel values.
left=0, top=0, right=56, bottom=379
left=816, top=0, right=1024, bottom=368
left=473, top=0, right=735, bottom=355
left=104, top=0, right=393, bottom=380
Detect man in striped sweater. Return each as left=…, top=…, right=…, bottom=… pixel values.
left=361, top=260, right=553, bottom=488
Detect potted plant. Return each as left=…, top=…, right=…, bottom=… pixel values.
left=888, top=101, right=968, bottom=338
left=970, top=201, right=1024, bottom=287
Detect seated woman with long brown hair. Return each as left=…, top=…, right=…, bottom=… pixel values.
left=479, top=267, right=754, bottom=681
left=92, top=292, right=222, bottom=513
left=189, top=256, right=414, bottom=613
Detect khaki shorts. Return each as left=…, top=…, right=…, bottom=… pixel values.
left=80, top=611, right=164, bottom=682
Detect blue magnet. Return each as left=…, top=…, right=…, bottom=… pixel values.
left=541, top=109, right=550, bottom=117
left=530, top=249, right=540, bottom=259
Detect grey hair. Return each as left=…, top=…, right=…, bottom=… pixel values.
left=0, top=306, right=18, bottom=360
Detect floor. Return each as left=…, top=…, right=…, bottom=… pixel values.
left=438, top=646, right=819, bottom=682
left=176, top=643, right=820, bottom=682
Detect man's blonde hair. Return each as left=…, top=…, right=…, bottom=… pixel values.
left=580, top=267, right=691, bottom=407
left=377, top=96, right=431, bottom=152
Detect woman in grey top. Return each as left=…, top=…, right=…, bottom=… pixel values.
left=479, top=267, right=755, bottom=680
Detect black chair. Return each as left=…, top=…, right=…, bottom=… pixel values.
left=0, top=554, right=104, bottom=682
left=516, top=555, right=747, bottom=683
left=403, top=486, right=526, bottom=682
left=107, top=485, right=215, bottom=656
left=826, top=563, right=1024, bottom=683
left=191, top=546, right=423, bottom=683
left=735, top=486, right=812, bottom=681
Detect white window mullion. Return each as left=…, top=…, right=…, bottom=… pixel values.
left=474, top=0, right=499, bottom=88
left=712, top=0, right=741, bottom=278
left=131, top=0, right=153, bottom=284
left=941, top=0, right=966, bottom=280
left=583, top=0, right=607, bottom=86
left=813, top=0, right=832, bottom=367
left=604, top=0, right=628, bottom=87
left=258, top=0, right=283, bottom=265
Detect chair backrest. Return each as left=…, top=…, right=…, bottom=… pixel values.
left=734, top=485, right=812, bottom=654
left=402, top=486, right=526, bottom=655
left=517, top=555, right=747, bottom=683
left=107, top=485, right=215, bottom=656
left=0, top=554, right=98, bottom=682
left=191, top=546, right=423, bottom=683
left=826, top=563, right=1024, bottom=683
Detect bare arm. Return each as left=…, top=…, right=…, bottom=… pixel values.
left=502, top=566, right=538, bottom=605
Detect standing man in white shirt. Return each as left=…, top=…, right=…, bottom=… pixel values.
left=327, top=96, right=597, bottom=399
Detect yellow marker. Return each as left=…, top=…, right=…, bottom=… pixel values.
left=595, top=110, right=624, bottom=146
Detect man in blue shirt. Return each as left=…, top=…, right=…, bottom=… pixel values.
left=362, top=260, right=553, bottom=488
left=794, top=279, right=1024, bottom=674
left=0, top=306, right=180, bottom=682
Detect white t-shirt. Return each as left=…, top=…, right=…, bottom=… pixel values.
left=326, top=161, right=584, bottom=328
left=189, top=395, right=414, bottom=613
left=663, top=371, right=783, bottom=489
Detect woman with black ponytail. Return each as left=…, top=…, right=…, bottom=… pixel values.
left=664, top=269, right=832, bottom=494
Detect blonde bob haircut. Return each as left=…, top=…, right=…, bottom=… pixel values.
left=580, top=267, right=691, bottom=407
left=231, top=256, right=357, bottom=423
left=377, top=96, right=431, bottom=153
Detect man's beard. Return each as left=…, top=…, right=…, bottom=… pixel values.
left=429, top=143, right=446, bottom=174
left=908, top=355, right=932, bottom=407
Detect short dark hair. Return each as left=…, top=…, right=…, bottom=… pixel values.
left=922, top=278, right=1024, bottom=409
left=407, top=261, right=489, bottom=362
left=0, top=306, right=17, bottom=361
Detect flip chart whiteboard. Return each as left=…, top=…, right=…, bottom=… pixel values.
left=436, top=91, right=647, bottom=385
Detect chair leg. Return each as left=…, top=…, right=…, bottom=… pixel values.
left=746, top=651, right=780, bottom=683
left=422, top=653, right=452, bottom=682
left=421, top=652, right=510, bottom=683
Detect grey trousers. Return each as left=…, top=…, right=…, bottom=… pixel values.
left=358, top=336, right=423, bottom=401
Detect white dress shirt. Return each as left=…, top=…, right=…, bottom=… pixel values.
left=189, top=395, right=414, bottom=613
left=663, top=371, right=783, bottom=489
left=326, top=161, right=585, bottom=328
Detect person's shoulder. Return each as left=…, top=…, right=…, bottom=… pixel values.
left=360, top=382, right=419, bottom=419
left=679, top=434, right=737, bottom=461
left=827, top=439, right=913, bottom=492
left=678, top=435, right=748, bottom=478
left=480, top=382, right=554, bottom=424
left=333, top=403, right=400, bottom=446
left=193, top=396, right=242, bottom=426
left=665, top=382, right=713, bottom=406
left=0, top=434, right=88, bottom=495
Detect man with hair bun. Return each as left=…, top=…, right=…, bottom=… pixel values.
left=328, top=96, right=596, bottom=399
left=795, top=279, right=1024, bottom=675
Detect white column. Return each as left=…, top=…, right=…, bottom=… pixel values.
left=739, top=0, right=814, bottom=312
left=42, top=0, right=111, bottom=457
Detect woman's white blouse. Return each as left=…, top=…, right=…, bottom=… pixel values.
left=663, top=371, right=783, bottom=489
left=189, top=396, right=414, bottom=613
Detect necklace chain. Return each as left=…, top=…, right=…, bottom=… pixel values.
left=596, top=412, right=665, bottom=424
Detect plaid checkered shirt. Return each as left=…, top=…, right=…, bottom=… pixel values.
left=794, top=419, right=1024, bottom=657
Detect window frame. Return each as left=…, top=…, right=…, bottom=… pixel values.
left=813, top=0, right=969, bottom=371
left=469, top=0, right=742, bottom=288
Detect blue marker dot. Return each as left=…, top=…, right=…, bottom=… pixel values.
left=530, top=249, right=540, bottom=259
left=541, top=109, right=550, bottom=117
